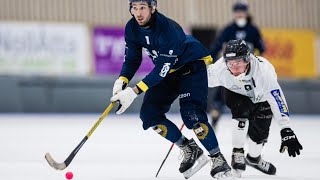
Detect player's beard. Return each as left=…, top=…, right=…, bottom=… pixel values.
left=136, top=16, right=148, bottom=26
left=138, top=10, right=155, bottom=28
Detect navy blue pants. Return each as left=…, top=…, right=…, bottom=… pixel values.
left=140, top=60, right=219, bottom=153
left=210, top=86, right=225, bottom=111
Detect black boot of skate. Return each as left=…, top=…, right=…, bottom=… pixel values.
left=210, top=152, right=232, bottom=179
left=179, top=138, right=208, bottom=179
left=231, top=148, right=246, bottom=177
left=245, top=154, right=276, bottom=175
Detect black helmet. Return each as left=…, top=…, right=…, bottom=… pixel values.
left=223, top=40, right=250, bottom=62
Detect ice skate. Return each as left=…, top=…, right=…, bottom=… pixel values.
left=210, top=152, right=232, bottom=180
left=245, top=154, right=276, bottom=175
left=231, top=148, right=246, bottom=177
left=179, top=138, right=209, bottom=179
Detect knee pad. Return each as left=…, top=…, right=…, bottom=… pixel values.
left=248, top=103, right=272, bottom=144
left=256, top=103, right=273, bottom=120
left=193, top=122, right=209, bottom=140
left=180, top=104, right=208, bottom=129
left=139, top=110, right=152, bottom=130
left=152, top=125, right=168, bottom=138
left=140, top=105, right=161, bottom=130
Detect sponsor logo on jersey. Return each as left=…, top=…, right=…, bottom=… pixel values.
left=271, top=89, right=289, bottom=116
left=159, top=49, right=177, bottom=58
left=239, top=79, right=251, bottom=83
left=244, top=85, right=252, bottom=91
left=174, top=58, right=179, bottom=65
left=253, top=95, right=263, bottom=102
left=143, top=48, right=158, bottom=60
left=179, top=93, right=191, bottom=99
left=160, top=54, right=178, bottom=58
left=159, top=63, right=171, bottom=77
left=230, top=85, right=241, bottom=90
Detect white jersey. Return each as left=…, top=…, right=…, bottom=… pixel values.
left=207, top=54, right=290, bottom=129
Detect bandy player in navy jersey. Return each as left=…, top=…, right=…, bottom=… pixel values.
left=110, top=0, right=231, bottom=179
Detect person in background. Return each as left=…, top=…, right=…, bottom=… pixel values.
left=209, top=1, right=265, bottom=129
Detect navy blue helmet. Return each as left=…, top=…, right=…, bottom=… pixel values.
left=233, top=1, right=249, bottom=12
left=129, top=0, right=157, bottom=11
left=223, top=40, right=251, bottom=62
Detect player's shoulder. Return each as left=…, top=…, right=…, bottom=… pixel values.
left=250, top=23, right=260, bottom=30
left=215, top=57, right=226, bottom=65
left=156, top=12, right=185, bottom=43
left=221, top=23, right=235, bottom=33
left=208, top=57, right=226, bottom=72
left=126, top=17, right=136, bottom=28
left=252, top=55, right=277, bottom=79
left=224, top=22, right=235, bottom=29
left=254, top=56, right=274, bottom=68
left=125, top=17, right=137, bottom=35
left=155, top=12, right=169, bottom=24
left=248, top=23, right=261, bottom=33
left=157, top=13, right=183, bottom=34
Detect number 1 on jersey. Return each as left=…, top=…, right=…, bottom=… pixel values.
left=145, top=36, right=150, bottom=45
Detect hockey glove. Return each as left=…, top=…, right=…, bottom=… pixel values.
left=110, top=87, right=137, bottom=114
left=280, top=128, right=303, bottom=157
left=113, top=78, right=128, bottom=96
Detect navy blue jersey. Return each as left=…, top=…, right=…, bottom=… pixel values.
left=120, top=12, right=211, bottom=92
left=211, top=22, right=265, bottom=60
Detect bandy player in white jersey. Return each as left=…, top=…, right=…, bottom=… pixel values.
left=207, top=40, right=303, bottom=177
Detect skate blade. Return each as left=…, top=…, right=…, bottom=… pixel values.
left=213, top=170, right=233, bottom=180
left=232, top=169, right=243, bottom=178
left=183, top=154, right=209, bottom=179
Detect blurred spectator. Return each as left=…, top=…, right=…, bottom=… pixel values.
left=209, top=1, right=265, bottom=128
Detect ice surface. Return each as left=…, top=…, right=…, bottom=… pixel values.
left=0, top=114, right=318, bottom=180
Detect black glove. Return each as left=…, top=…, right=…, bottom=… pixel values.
left=280, top=128, right=303, bottom=157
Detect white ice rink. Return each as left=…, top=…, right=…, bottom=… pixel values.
left=0, top=114, right=319, bottom=180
